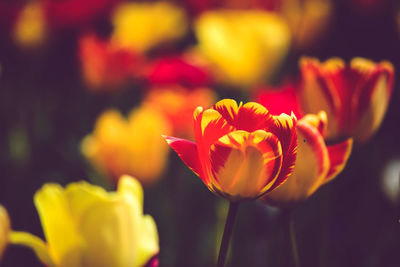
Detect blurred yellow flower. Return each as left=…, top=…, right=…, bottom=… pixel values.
left=143, top=86, right=216, bottom=139
left=10, top=175, right=159, bottom=267
left=14, top=1, right=47, bottom=47
left=112, top=2, right=188, bottom=53
left=0, top=205, right=10, bottom=261
left=281, top=0, right=333, bottom=50
left=81, top=106, right=171, bottom=186
left=194, top=10, right=291, bottom=87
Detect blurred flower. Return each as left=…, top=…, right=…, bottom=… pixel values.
left=81, top=106, right=171, bottom=186
left=300, top=57, right=394, bottom=142
left=281, top=0, right=333, bottom=50
left=381, top=159, right=400, bottom=205
left=164, top=99, right=297, bottom=201
left=43, top=0, right=120, bottom=30
left=145, top=56, right=212, bottom=88
left=0, top=205, right=10, bottom=261
left=194, top=10, right=291, bottom=87
left=112, top=2, right=188, bottom=53
left=262, top=111, right=353, bottom=206
left=143, top=86, right=216, bottom=138
left=13, top=1, right=47, bottom=48
left=183, top=0, right=280, bottom=16
left=10, top=175, right=159, bottom=267
left=254, top=82, right=303, bottom=118
left=79, top=34, right=143, bottom=91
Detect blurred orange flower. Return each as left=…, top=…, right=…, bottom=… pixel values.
left=164, top=99, right=297, bottom=201
left=300, top=57, right=394, bottom=142
left=262, top=111, right=353, bottom=206
left=81, top=106, right=171, bottom=186
left=79, top=34, right=143, bottom=91
left=144, top=86, right=216, bottom=139
left=194, top=10, right=291, bottom=87
left=112, top=2, right=188, bottom=53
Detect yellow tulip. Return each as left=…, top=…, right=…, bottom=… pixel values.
left=112, top=2, right=188, bottom=53
left=10, top=175, right=159, bottom=267
left=81, top=106, right=171, bottom=186
left=0, top=205, right=10, bottom=261
left=281, top=0, right=333, bottom=50
left=194, top=10, right=291, bottom=87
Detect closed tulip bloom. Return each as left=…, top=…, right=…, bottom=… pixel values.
left=263, top=111, right=353, bottom=206
left=81, top=106, right=171, bottom=185
left=194, top=10, right=291, bottom=87
left=300, top=57, right=394, bottom=142
left=10, top=175, right=159, bottom=267
left=112, top=2, right=188, bottom=53
left=164, top=99, right=297, bottom=202
left=0, top=205, right=10, bottom=261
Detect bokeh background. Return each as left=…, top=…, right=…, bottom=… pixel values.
left=1, top=0, right=400, bottom=266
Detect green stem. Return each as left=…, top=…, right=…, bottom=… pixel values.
left=284, top=209, right=301, bottom=267
left=217, top=201, right=239, bottom=267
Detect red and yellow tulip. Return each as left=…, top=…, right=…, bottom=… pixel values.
left=81, top=106, right=171, bottom=186
left=300, top=57, right=394, bottom=142
left=164, top=99, right=298, bottom=201
left=262, top=111, right=353, bottom=206
left=9, top=175, right=159, bottom=267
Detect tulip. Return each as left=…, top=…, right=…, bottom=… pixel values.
left=79, top=34, right=143, bottom=90
left=281, top=0, right=333, bottom=50
left=112, top=2, right=188, bottom=53
left=300, top=57, right=394, bottom=142
left=164, top=99, right=297, bottom=202
left=0, top=205, right=10, bottom=261
left=10, top=175, right=159, bottom=267
left=194, top=10, right=291, bottom=87
left=262, top=111, right=353, bottom=206
left=143, top=86, right=216, bottom=138
left=81, top=106, right=171, bottom=186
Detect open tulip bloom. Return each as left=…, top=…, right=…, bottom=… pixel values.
left=164, top=99, right=297, bottom=266
left=9, top=175, right=159, bottom=267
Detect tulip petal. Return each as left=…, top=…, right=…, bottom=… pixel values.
left=212, top=99, right=239, bottom=125
left=79, top=200, right=141, bottom=267
left=34, top=184, right=84, bottom=266
left=137, top=215, right=159, bottom=267
left=300, top=57, right=342, bottom=138
left=324, top=138, right=353, bottom=183
left=163, top=136, right=204, bottom=180
left=267, top=113, right=297, bottom=190
left=236, top=102, right=274, bottom=131
left=209, top=130, right=283, bottom=200
left=351, top=60, right=394, bottom=142
left=264, top=117, right=330, bottom=205
left=118, top=174, right=144, bottom=208
left=194, top=107, right=235, bottom=184
left=10, top=231, right=55, bottom=267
